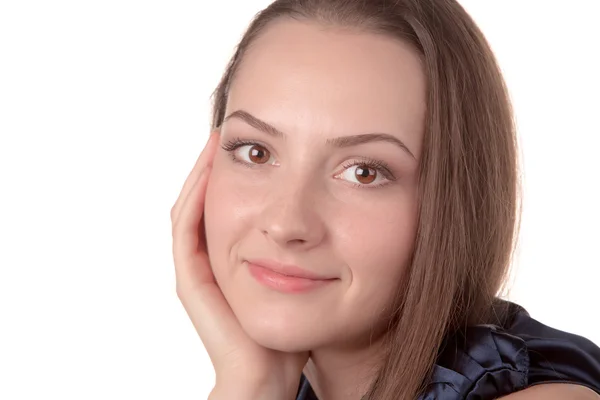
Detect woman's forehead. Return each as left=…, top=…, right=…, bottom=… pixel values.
left=227, top=19, right=426, bottom=157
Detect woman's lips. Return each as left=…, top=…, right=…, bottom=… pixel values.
left=245, top=260, right=337, bottom=293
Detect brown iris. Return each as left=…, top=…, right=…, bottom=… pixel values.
left=355, top=165, right=376, bottom=184
left=248, top=145, right=270, bottom=164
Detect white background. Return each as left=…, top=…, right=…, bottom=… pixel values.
left=0, top=1, right=598, bottom=399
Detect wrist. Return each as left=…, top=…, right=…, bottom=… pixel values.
left=208, top=385, right=290, bottom=400
left=209, top=375, right=299, bottom=400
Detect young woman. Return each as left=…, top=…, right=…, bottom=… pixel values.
left=170, top=0, right=600, bottom=398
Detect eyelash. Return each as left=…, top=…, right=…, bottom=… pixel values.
left=221, top=137, right=397, bottom=188
left=221, top=138, right=271, bottom=168
left=340, top=158, right=396, bottom=188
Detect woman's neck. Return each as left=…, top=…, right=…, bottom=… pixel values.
left=302, top=335, right=386, bottom=400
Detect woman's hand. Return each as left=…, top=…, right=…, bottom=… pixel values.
left=170, top=133, right=309, bottom=400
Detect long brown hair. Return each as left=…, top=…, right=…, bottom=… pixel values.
left=210, top=0, right=522, bottom=398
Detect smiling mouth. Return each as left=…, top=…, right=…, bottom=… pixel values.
left=245, top=261, right=337, bottom=294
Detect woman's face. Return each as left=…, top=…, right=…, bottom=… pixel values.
left=204, top=19, right=426, bottom=352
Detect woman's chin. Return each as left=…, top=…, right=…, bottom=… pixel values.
left=237, top=312, right=321, bottom=352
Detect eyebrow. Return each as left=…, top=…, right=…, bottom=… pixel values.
left=223, top=109, right=416, bottom=160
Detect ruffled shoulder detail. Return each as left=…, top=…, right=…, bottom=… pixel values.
left=419, top=301, right=600, bottom=399
left=297, top=300, right=600, bottom=400
left=419, top=324, right=529, bottom=399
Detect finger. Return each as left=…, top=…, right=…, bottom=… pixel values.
left=171, top=132, right=219, bottom=222
left=172, top=165, right=215, bottom=289
left=171, top=132, right=218, bottom=222
left=171, top=164, right=245, bottom=352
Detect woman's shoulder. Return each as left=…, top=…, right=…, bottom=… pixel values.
left=296, top=299, right=600, bottom=400
left=421, top=299, right=600, bottom=399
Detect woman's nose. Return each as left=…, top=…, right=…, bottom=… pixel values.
left=257, top=179, right=326, bottom=250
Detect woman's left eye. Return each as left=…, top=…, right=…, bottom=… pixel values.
left=222, top=139, right=395, bottom=188
left=335, top=162, right=392, bottom=187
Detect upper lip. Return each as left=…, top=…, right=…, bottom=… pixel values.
left=246, top=258, right=337, bottom=280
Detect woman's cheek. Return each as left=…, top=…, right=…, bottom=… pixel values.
left=204, top=166, right=238, bottom=261
left=204, top=164, right=261, bottom=250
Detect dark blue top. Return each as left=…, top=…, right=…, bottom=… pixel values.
left=296, top=300, right=600, bottom=399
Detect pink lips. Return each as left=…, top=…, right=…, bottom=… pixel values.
left=246, top=259, right=337, bottom=293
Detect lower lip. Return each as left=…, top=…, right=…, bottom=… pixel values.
left=246, top=262, right=335, bottom=293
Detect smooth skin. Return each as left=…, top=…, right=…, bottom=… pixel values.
left=203, top=20, right=423, bottom=400
left=171, top=20, right=599, bottom=400
left=500, top=383, right=599, bottom=399
left=171, top=133, right=307, bottom=400
left=170, top=137, right=598, bottom=399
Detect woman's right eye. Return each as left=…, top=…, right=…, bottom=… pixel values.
left=222, top=140, right=278, bottom=166
left=235, top=144, right=276, bottom=165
